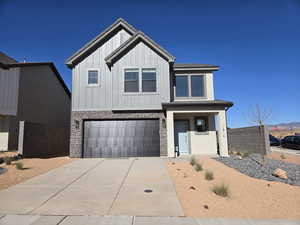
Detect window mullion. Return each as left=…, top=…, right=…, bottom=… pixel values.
left=139, top=68, right=142, bottom=93
left=188, top=75, right=192, bottom=97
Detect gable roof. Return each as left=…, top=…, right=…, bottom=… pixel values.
left=65, top=18, right=138, bottom=68
left=105, top=31, right=175, bottom=66
left=0, top=52, right=18, bottom=64
left=3, top=62, right=71, bottom=98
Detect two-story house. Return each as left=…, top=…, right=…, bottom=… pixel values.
left=0, top=52, right=71, bottom=152
left=66, top=18, right=233, bottom=158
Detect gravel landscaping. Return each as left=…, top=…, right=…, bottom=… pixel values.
left=215, top=154, right=300, bottom=186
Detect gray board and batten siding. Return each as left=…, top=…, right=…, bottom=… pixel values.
left=0, top=67, right=19, bottom=116
left=72, top=29, right=171, bottom=111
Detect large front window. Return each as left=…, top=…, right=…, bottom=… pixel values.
left=124, top=68, right=157, bottom=93
left=175, top=74, right=205, bottom=98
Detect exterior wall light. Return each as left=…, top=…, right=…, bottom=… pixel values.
left=75, top=120, right=80, bottom=129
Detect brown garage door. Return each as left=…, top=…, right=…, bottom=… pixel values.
left=83, top=119, right=160, bottom=158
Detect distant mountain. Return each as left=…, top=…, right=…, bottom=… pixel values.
left=268, top=122, right=300, bottom=130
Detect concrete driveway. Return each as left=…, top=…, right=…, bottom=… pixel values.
left=0, top=158, right=183, bottom=217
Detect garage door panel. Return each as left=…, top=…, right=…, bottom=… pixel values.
left=83, top=120, right=160, bottom=158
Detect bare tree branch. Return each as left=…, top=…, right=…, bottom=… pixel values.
left=247, top=104, right=272, bottom=126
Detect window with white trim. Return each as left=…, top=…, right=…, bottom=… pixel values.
left=124, top=68, right=139, bottom=92
left=124, top=68, right=157, bottom=93
left=87, top=70, right=99, bottom=86
left=142, top=68, right=156, bottom=92
left=175, top=74, right=205, bottom=98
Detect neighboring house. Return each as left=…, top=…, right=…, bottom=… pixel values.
left=0, top=52, right=71, bottom=152
left=66, top=18, right=233, bottom=158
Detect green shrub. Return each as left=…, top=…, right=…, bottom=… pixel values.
left=205, top=171, right=214, bottom=180
left=4, top=157, right=12, bottom=165
left=15, top=162, right=23, bottom=170
left=212, top=183, right=229, bottom=197
left=190, top=156, right=196, bottom=166
left=195, top=163, right=203, bottom=172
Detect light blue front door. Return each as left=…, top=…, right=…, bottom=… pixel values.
left=174, top=120, right=189, bottom=154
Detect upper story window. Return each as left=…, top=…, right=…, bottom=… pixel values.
left=124, top=68, right=157, bottom=93
left=191, top=75, right=204, bottom=97
left=142, top=68, right=156, bottom=92
left=124, top=68, right=139, bottom=92
left=87, top=69, right=99, bottom=86
left=175, top=74, right=205, bottom=98
left=175, top=76, right=188, bottom=97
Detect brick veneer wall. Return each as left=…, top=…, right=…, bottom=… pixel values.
left=70, top=110, right=167, bottom=157
left=227, top=125, right=270, bottom=155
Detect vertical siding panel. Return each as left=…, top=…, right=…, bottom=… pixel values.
left=73, top=30, right=171, bottom=111
left=112, top=42, right=170, bottom=110
left=73, top=29, right=132, bottom=111
left=0, top=68, right=19, bottom=115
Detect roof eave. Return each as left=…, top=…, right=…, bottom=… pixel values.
left=173, top=67, right=219, bottom=71
left=65, top=18, right=138, bottom=67
left=105, top=32, right=175, bottom=66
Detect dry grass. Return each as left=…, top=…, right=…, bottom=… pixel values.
left=190, top=156, right=196, bottom=166
left=0, top=156, right=75, bottom=190
left=212, top=183, right=229, bottom=197
left=194, top=163, right=203, bottom=172
left=205, top=170, right=214, bottom=180
left=166, top=157, right=300, bottom=219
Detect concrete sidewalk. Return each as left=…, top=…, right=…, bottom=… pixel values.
left=0, top=215, right=299, bottom=225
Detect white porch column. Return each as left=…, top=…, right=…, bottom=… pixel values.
left=218, top=110, right=229, bottom=157
left=166, top=110, right=175, bottom=157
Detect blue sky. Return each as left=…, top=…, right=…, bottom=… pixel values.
left=1, top=0, right=299, bottom=127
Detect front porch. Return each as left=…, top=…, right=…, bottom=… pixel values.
left=163, top=101, right=233, bottom=157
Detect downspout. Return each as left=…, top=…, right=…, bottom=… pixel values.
left=225, top=106, right=230, bottom=156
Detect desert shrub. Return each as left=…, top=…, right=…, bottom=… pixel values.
left=280, top=154, right=286, bottom=159
left=12, top=155, right=21, bottom=161
left=4, top=157, right=13, bottom=165
left=236, top=152, right=242, bottom=156
left=190, top=156, right=196, bottom=166
left=205, top=171, right=214, bottom=180
left=195, top=163, right=203, bottom=172
left=212, top=183, right=229, bottom=197
left=15, top=162, right=23, bottom=170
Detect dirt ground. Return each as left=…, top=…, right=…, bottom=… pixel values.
left=267, top=152, right=300, bottom=165
left=0, top=156, right=76, bottom=190
left=166, top=157, right=300, bottom=219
